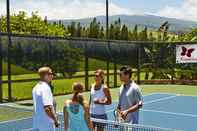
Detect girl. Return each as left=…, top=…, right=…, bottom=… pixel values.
left=64, top=82, right=93, bottom=131
left=89, top=69, right=112, bottom=131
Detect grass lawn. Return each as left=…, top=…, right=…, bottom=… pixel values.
left=2, top=70, right=117, bottom=81
left=2, top=71, right=148, bottom=100
left=2, top=61, right=33, bottom=76
left=1, top=70, right=192, bottom=100
left=2, top=74, right=116, bottom=100
left=2, top=57, right=123, bottom=78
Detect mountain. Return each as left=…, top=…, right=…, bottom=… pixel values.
left=51, top=14, right=197, bottom=33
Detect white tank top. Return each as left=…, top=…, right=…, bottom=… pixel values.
left=90, top=84, right=106, bottom=115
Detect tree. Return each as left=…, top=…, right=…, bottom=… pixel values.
left=76, top=22, right=82, bottom=37
left=68, top=21, right=76, bottom=37
left=44, top=16, right=48, bottom=24
left=149, top=32, right=155, bottom=41
left=81, top=27, right=87, bottom=37
left=109, top=24, right=115, bottom=39
left=0, top=11, right=67, bottom=36
left=158, top=21, right=170, bottom=41
left=132, top=25, right=138, bottom=41
left=50, top=43, right=83, bottom=77
left=120, top=24, right=128, bottom=40
left=99, top=26, right=105, bottom=39
left=88, top=18, right=100, bottom=38
left=10, top=42, right=23, bottom=65
left=114, top=18, right=121, bottom=40
left=139, top=26, right=148, bottom=41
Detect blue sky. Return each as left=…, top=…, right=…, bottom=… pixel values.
left=0, top=0, right=197, bottom=21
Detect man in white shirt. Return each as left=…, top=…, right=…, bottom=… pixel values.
left=32, top=67, right=59, bottom=131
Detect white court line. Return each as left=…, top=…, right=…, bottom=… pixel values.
left=151, top=92, right=197, bottom=98
left=147, top=92, right=178, bottom=96
left=106, top=95, right=177, bottom=113
left=104, top=93, right=159, bottom=111
left=141, top=109, right=197, bottom=118
left=144, top=95, right=177, bottom=104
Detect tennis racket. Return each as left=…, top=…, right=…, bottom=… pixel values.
left=113, top=109, right=127, bottom=130
left=113, top=109, right=124, bottom=123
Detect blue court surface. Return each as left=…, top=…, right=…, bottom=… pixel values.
left=105, top=93, right=197, bottom=131
left=0, top=93, right=197, bottom=131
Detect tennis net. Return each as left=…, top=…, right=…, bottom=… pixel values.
left=91, top=118, right=182, bottom=131
left=0, top=111, right=182, bottom=131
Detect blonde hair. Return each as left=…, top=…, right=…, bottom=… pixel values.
left=38, top=67, right=52, bottom=77
left=95, top=69, right=105, bottom=80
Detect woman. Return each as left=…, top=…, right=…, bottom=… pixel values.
left=89, top=69, right=112, bottom=131
left=64, top=82, right=93, bottom=131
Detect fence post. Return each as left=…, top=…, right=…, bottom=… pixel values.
left=6, top=0, right=12, bottom=101
left=84, top=42, right=89, bottom=91
left=0, top=30, right=2, bottom=103
left=171, top=44, right=176, bottom=84
left=137, top=45, right=141, bottom=85
left=106, top=0, right=110, bottom=87
left=114, top=62, right=117, bottom=88
left=106, top=60, right=110, bottom=87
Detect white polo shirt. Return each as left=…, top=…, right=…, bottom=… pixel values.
left=32, top=81, right=55, bottom=131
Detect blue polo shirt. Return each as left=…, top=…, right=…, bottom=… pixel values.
left=118, top=81, right=142, bottom=124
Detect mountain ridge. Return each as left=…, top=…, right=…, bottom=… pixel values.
left=50, top=14, right=197, bottom=33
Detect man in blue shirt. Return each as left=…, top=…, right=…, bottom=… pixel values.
left=118, top=66, right=143, bottom=124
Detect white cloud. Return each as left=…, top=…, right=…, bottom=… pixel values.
left=157, top=0, right=197, bottom=21
left=0, top=1, right=6, bottom=16
left=0, top=0, right=134, bottom=19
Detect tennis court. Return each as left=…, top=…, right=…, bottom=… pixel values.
left=105, top=93, right=197, bottom=131
left=0, top=93, right=196, bottom=131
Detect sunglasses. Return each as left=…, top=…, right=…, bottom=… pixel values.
left=95, top=74, right=100, bottom=77
left=48, top=72, right=54, bottom=76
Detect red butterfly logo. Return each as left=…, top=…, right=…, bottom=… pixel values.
left=181, top=46, right=195, bottom=57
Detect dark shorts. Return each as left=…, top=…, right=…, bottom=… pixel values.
left=90, top=114, right=108, bottom=128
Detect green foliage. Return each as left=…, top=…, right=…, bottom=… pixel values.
left=109, top=24, right=115, bottom=39
left=139, top=26, right=148, bottom=41
left=178, top=28, right=197, bottom=41
left=2, top=38, right=83, bottom=76
left=1, top=11, right=196, bottom=80
left=0, top=11, right=67, bottom=36
left=143, top=43, right=175, bottom=79
left=76, top=22, right=82, bottom=37
left=50, top=43, right=83, bottom=77
left=0, top=11, right=178, bottom=42
left=88, top=18, right=101, bottom=38
left=132, top=25, right=138, bottom=41
left=120, top=24, right=128, bottom=40
left=67, top=21, right=76, bottom=37
left=149, top=32, right=156, bottom=41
